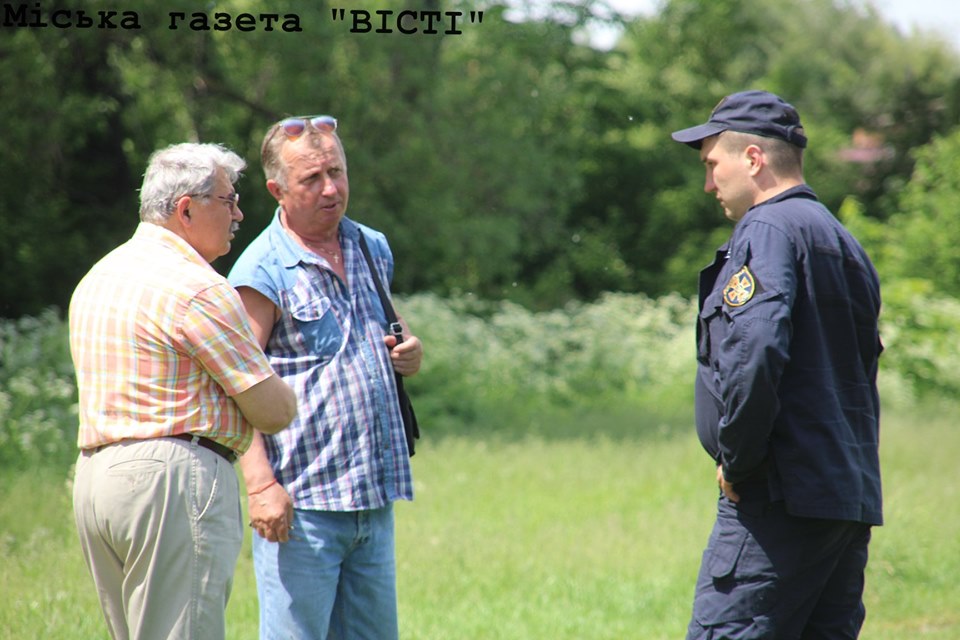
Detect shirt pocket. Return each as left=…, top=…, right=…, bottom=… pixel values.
left=697, top=290, right=725, bottom=366
left=290, top=297, right=344, bottom=365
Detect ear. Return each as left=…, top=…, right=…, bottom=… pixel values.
left=173, top=194, right=194, bottom=228
left=744, top=145, right=764, bottom=176
left=266, top=179, right=284, bottom=203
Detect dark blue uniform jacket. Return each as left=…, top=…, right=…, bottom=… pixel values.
left=695, top=185, right=883, bottom=525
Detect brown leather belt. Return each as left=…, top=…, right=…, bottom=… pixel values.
left=89, top=434, right=238, bottom=464
left=168, top=433, right=238, bottom=464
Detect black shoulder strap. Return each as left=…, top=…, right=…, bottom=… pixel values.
left=357, top=230, right=419, bottom=455
left=357, top=232, right=402, bottom=338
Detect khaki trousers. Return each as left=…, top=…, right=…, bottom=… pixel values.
left=73, top=437, right=243, bottom=640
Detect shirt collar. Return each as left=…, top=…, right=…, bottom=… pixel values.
left=135, top=222, right=214, bottom=271
left=267, top=208, right=361, bottom=269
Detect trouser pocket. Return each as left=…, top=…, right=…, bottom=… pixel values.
left=693, top=506, right=777, bottom=627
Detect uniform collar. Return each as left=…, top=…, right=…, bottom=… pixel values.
left=745, top=184, right=818, bottom=216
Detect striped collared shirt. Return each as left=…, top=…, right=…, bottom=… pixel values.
left=228, top=213, right=413, bottom=511
left=69, top=222, right=275, bottom=454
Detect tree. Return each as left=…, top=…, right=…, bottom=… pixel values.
left=2, top=0, right=960, bottom=317
left=0, top=18, right=137, bottom=317
left=569, top=0, right=960, bottom=298
left=880, top=127, right=960, bottom=295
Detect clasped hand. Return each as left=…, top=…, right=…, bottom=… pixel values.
left=248, top=482, right=294, bottom=543
left=385, top=333, right=422, bottom=377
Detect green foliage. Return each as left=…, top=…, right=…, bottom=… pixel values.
left=0, top=295, right=699, bottom=472
left=837, top=129, right=960, bottom=401
left=882, top=128, right=960, bottom=295
left=4, top=0, right=960, bottom=315
left=0, top=25, right=136, bottom=317
left=0, top=310, right=78, bottom=469
left=398, top=291, right=697, bottom=427
left=877, top=280, right=960, bottom=399
left=586, top=0, right=960, bottom=298
left=836, top=196, right=889, bottom=267
left=3, top=286, right=960, bottom=472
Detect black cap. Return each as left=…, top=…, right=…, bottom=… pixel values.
left=671, top=90, right=807, bottom=149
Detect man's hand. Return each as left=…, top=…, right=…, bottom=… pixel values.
left=385, top=333, right=423, bottom=377
left=248, top=481, right=295, bottom=543
left=717, top=465, right=740, bottom=503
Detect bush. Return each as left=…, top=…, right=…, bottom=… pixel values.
left=2, top=289, right=957, bottom=466
left=0, top=309, right=78, bottom=469
left=878, top=279, right=960, bottom=400
left=399, top=291, right=697, bottom=428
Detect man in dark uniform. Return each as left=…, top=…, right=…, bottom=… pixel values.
left=672, top=90, right=884, bottom=639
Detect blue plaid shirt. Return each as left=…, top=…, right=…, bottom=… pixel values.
left=228, top=212, right=413, bottom=511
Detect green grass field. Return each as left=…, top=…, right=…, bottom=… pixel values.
left=1, top=405, right=956, bottom=639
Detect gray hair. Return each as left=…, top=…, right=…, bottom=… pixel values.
left=139, top=143, right=246, bottom=223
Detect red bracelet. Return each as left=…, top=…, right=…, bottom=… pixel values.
left=247, top=478, right=278, bottom=496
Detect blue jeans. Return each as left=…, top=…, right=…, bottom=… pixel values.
left=252, top=505, right=398, bottom=640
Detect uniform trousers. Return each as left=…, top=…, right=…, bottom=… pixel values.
left=686, top=494, right=871, bottom=640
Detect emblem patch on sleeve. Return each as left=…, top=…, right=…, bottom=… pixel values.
left=723, top=266, right=756, bottom=307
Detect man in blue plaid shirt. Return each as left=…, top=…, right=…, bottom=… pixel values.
left=229, top=114, right=423, bottom=640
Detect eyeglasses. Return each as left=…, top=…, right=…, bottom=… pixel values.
left=214, top=192, right=240, bottom=214
left=186, top=191, right=240, bottom=214
left=264, top=114, right=338, bottom=149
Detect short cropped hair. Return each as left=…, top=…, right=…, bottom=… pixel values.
left=718, top=131, right=804, bottom=176
left=139, top=143, right=246, bottom=224
left=261, top=126, right=346, bottom=191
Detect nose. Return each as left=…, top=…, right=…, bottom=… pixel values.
left=704, top=171, right=716, bottom=194
left=321, top=175, right=339, bottom=197
left=233, top=203, right=244, bottom=222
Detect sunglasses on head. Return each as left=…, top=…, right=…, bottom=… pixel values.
left=270, top=114, right=338, bottom=142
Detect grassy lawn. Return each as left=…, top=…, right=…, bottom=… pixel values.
left=1, top=406, right=956, bottom=639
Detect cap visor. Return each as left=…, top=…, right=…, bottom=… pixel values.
left=671, top=123, right=727, bottom=148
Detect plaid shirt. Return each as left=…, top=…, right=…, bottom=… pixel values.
left=69, top=223, right=275, bottom=454
left=228, top=213, right=413, bottom=511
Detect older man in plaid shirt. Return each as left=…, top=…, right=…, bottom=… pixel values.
left=69, top=142, right=297, bottom=640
